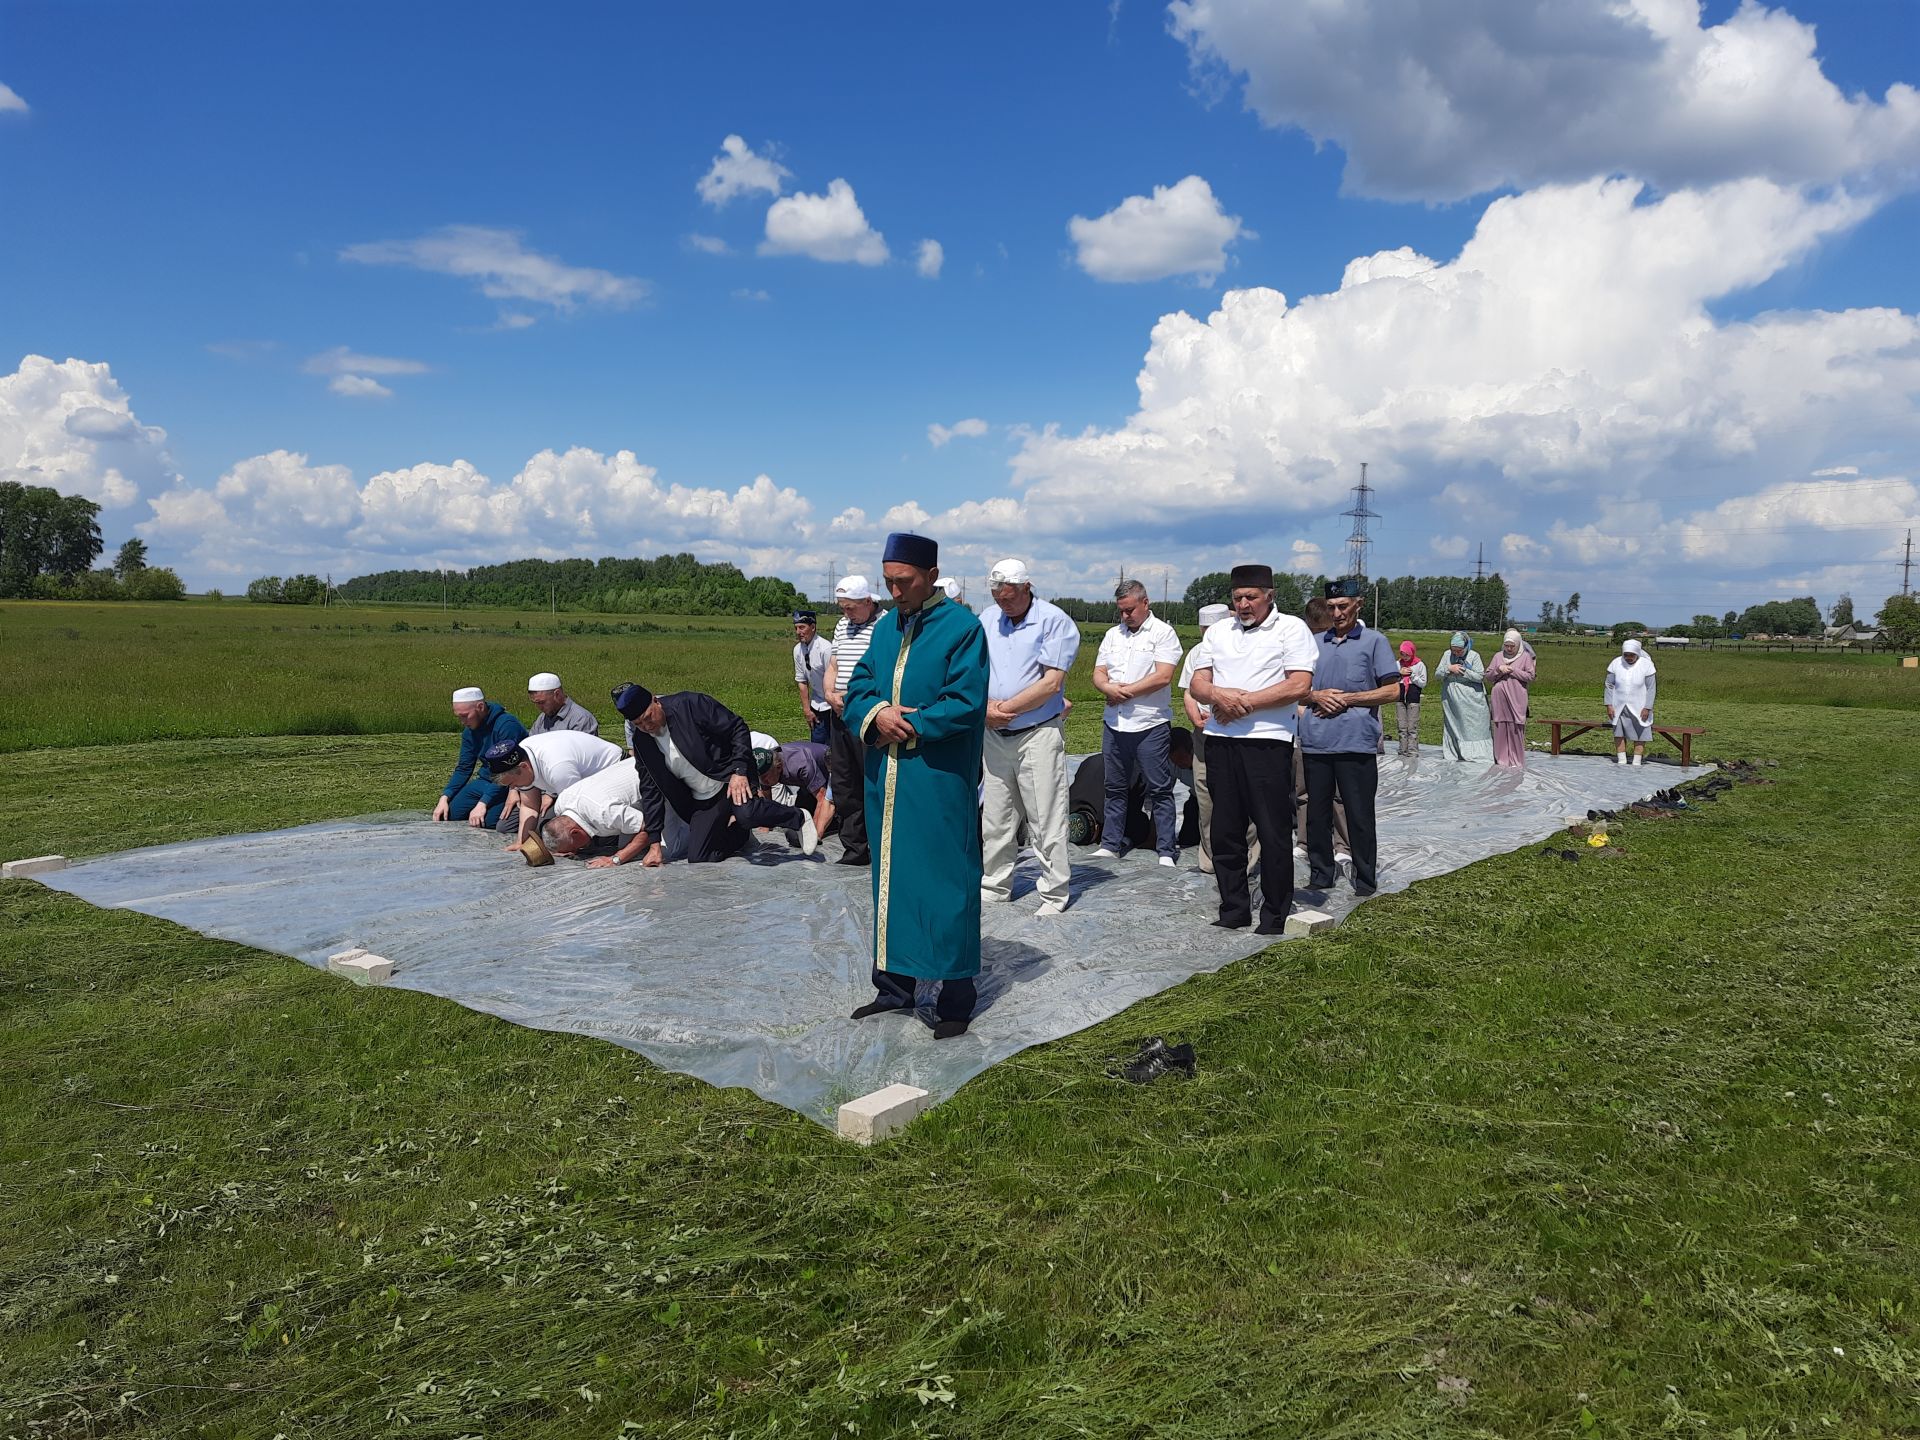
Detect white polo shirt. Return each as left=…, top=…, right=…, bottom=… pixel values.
left=521, top=731, right=624, bottom=795
left=553, top=764, right=648, bottom=838
left=1095, top=612, right=1184, bottom=732
left=1198, top=606, right=1318, bottom=741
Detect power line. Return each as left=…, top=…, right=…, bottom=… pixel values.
left=1904, top=529, right=1914, bottom=596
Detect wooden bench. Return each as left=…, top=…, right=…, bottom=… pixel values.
left=1534, top=718, right=1706, bottom=767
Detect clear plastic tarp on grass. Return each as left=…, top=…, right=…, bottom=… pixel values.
left=39, top=749, right=1694, bottom=1126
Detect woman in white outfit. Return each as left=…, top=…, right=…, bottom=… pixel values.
left=1604, top=638, right=1658, bottom=765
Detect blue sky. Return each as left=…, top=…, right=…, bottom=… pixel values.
left=3, top=0, right=1919, bottom=623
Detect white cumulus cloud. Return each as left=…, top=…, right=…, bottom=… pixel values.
left=0, top=356, right=177, bottom=508
left=1170, top=0, right=1920, bottom=201
left=1069, top=175, right=1246, bottom=283
left=340, top=225, right=648, bottom=310
left=698, top=135, right=792, bottom=207
left=1007, top=176, right=1917, bottom=543
left=685, top=233, right=733, bottom=255
left=760, top=179, right=890, bottom=265
left=328, top=375, right=393, bottom=399
left=916, top=239, right=944, bottom=278
left=928, top=417, right=989, bottom=448
left=0, top=82, right=28, bottom=114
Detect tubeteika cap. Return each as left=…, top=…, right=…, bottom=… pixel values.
left=988, top=557, right=1031, bottom=587
left=792, top=609, right=817, bottom=624
left=1324, top=577, right=1363, bottom=599
left=611, top=682, right=654, bottom=719
left=452, top=686, right=485, bottom=704
left=1228, top=563, right=1274, bottom=590
left=527, top=672, right=562, bottom=692
left=1198, top=603, right=1230, bottom=626
left=750, top=729, right=781, bottom=774
left=483, top=741, right=528, bottom=775
left=884, top=532, right=939, bottom=569
left=834, top=574, right=875, bottom=601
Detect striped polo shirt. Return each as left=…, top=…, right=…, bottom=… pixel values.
left=830, top=611, right=882, bottom=695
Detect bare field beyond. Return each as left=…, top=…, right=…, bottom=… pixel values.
left=2, top=600, right=1918, bottom=1438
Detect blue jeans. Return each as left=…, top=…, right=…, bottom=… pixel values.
left=445, top=776, right=509, bottom=829
left=1103, top=724, right=1178, bottom=858
left=809, top=711, right=832, bottom=746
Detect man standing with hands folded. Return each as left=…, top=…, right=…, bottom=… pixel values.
left=1188, top=564, right=1317, bottom=933
left=1297, top=579, right=1402, bottom=897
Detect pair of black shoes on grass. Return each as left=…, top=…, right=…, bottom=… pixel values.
left=849, top=997, right=967, bottom=1040
left=1107, top=1036, right=1197, bottom=1085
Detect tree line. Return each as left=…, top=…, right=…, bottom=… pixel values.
left=331, top=553, right=810, bottom=616
left=0, top=482, right=185, bottom=600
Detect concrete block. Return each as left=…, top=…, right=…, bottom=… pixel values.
left=1905, top=656, right=1918, bottom=669
left=326, top=947, right=369, bottom=965
left=2, top=855, right=67, bottom=879
left=328, top=951, right=393, bottom=984
left=836, top=1083, right=931, bottom=1145
left=1283, top=908, right=1337, bottom=938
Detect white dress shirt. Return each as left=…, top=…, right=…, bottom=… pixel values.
left=553, top=764, right=648, bottom=838
left=1095, top=612, right=1184, bottom=732
left=1198, top=606, right=1318, bottom=741
left=656, top=725, right=723, bottom=801
left=520, top=730, right=624, bottom=795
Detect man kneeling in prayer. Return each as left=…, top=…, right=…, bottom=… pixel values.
left=539, top=765, right=657, bottom=868
left=611, top=682, right=820, bottom=864
left=750, top=731, right=835, bottom=844
left=482, top=730, right=626, bottom=850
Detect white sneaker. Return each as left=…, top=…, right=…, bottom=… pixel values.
left=1158, top=855, right=1176, bottom=868
left=1631, top=754, right=1643, bottom=766
left=799, top=813, right=819, bottom=855
left=1092, top=848, right=1119, bottom=859
left=1292, top=844, right=1307, bottom=859
left=1036, top=898, right=1070, bottom=917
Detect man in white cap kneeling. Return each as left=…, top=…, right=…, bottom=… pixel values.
left=824, top=573, right=885, bottom=866
left=527, top=673, right=600, bottom=737
left=432, top=687, right=529, bottom=830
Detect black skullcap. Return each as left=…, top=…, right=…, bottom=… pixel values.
left=792, top=609, right=818, bottom=623
left=1229, top=563, right=1274, bottom=590
left=882, top=531, right=938, bottom=568
left=610, top=682, right=654, bottom=720
left=1324, top=576, right=1363, bottom=599
left=483, top=741, right=528, bottom=775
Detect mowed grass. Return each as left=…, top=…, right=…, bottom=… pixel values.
left=2, top=604, right=1919, bottom=1438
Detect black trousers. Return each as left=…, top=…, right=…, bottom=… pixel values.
left=1305, top=752, right=1380, bottom=891
left=871, top=968, right=978, bottom=1022
left=1207, top=736, right=1295, bottom=929
left=827, top=709, right=869, bottom=863
left=682, top=789, right=807, bottom=864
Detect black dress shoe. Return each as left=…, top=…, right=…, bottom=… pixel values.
left=1308, top=875, right=1336, bottom=890
left=837, top=851, right=871, bottom=867
left=1254, top=920, right=1286, bottom=936
left=850, top=999, right=910, bottom=1020
left=931, top=1019, right=970, bottom=1040
left=1352, top=884, right=1377, bottom=898
left=1210, top=916, right=1250, bottom=930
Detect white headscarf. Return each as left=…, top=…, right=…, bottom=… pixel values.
left=1619, top=637, right=1656, bottom=672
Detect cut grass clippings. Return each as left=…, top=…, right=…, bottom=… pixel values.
left=1, top=608, right=1917, bottom=1437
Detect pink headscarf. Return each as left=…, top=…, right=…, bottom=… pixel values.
left=1399, top=640, right=1420, bottom=696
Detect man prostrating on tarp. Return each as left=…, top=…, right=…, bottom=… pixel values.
left=610, top=682, right=819, bottom=865
left=843, top=531, right=990, bottom=1039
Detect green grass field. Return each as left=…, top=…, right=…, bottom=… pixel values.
left=3, top=601, right=1918, bottom=1438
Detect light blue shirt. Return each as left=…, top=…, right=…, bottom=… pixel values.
left=980, top=595, right=1081, bottom=731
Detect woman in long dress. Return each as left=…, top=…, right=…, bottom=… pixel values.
left=1605, top=638, right=1658, bottom=765
left=1438, top=632, right=1494, bottom=762
left=1484, top=628, right=1536, bottom=768
left=1394, top=640, right=1426, bottom=756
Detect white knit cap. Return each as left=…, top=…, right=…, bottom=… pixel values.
left=936, top=576, right=960, bottom=600
left=527, top=672, right=562, bottom=692
left=988, top=557, right=1031, bottom=587
left=1198, top=604, right=1230, bottom=626
left=452, top=686, right=485, bottom=704
left=835, top=574, right=875, bottom=601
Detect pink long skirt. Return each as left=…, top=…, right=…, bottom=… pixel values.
left=1492, top=721, right=1527, bottom=768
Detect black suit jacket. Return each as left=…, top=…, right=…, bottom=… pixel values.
left=631, top=691, right=754, bottom=837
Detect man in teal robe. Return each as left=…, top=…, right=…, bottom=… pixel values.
left=843, top=531, right=990, bottom=1039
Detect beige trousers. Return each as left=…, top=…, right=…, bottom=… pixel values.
left=1192, top=729, right=1259, bottom=876
left=981, top=718, right=1072, bottom=907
